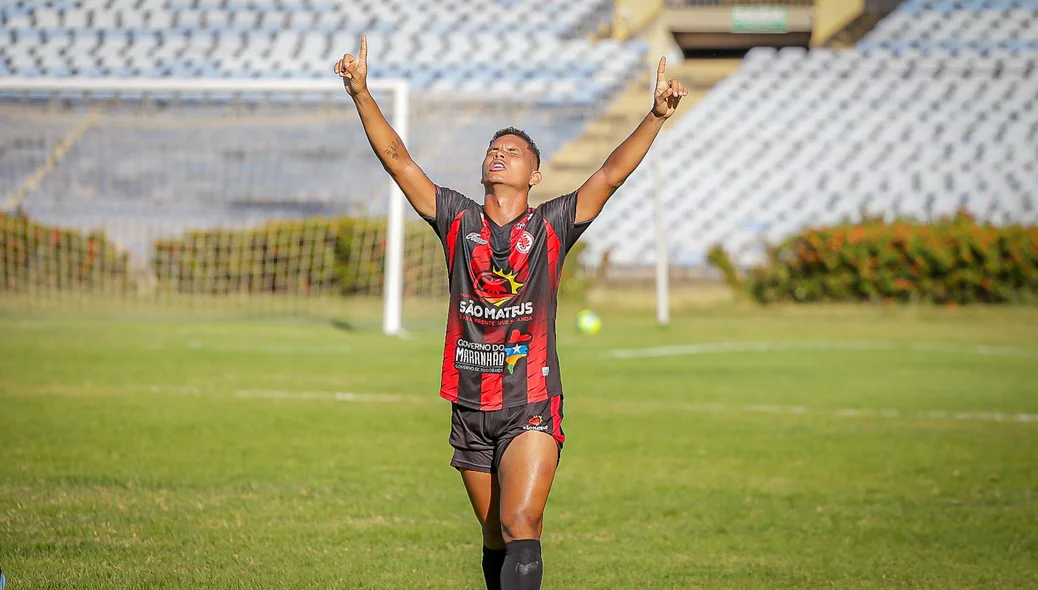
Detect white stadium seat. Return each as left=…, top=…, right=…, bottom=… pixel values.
left=582, top=37, right=1038, bottom=268
left=0, top=0, right=643, bottom=106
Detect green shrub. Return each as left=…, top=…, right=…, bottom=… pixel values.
left=560, top=241, right=591, bottom=300
left=712, top=213, right=1038, bottom=305
left=152, top=216, right=589, bottom=299
left=1, top=213, right=133, bottom=292
left=151, top=218, right=397, bottom=295
left=707, top=244, right=741, bottom=291
left=1, top=211, right=590, bottom=300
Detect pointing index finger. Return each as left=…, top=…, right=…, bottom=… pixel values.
left=657, top=56, right=666, bottom=82
left=359, top=33, right=368, bottom=61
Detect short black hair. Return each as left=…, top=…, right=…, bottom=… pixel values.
left=490, top=127, right=541, bottom=169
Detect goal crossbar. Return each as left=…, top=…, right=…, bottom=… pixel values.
left=0, top=76, right=407, bottom=95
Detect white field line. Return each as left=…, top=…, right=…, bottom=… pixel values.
left=665, top=402, right=1038, bottom=423
left=9, top=339, right=353, bottom=354
left=609, top=340, right=1038, bottom=360
left=26, top=386, right=1038, bottom=424
left=35, top=384, right=204, bottom=396
left=230, top=389, right=1038, bottom=423
left=234, top=389, right=421, bottom=404
left=150, top=341, right=353, bottom=354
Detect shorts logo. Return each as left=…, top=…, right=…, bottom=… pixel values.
left=504, top=329, right=532, bottom=374
left=466, top=232, right=488, bottom=245
left=522, top=414, right=550, bottom=432
left=516, top=231, right=534, bottom=254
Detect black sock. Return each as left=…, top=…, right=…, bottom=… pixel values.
left=482, top=546, right=506, bottom=590
left=500, top=539, right=542, bottom=590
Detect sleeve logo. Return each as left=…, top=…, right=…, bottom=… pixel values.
left=466, top=232, right=489, bottom=245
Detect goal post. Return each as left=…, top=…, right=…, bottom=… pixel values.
left=0, top=76, right=411, bottom=335
left=383, top=80, right=409, bottom=336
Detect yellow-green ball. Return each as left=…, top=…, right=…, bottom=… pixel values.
left=575, top=309, right=602, bottom=336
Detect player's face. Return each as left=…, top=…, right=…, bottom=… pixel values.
left=482, top=135, right=540, bottom=189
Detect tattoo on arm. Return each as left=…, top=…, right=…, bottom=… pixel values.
left=382, top=138, right=402, bottom=161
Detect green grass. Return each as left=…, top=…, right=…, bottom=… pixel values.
left=1, top=303, right=1037, bottom=589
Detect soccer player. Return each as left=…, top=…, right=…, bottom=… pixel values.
left=335, top=34, right=686, bottom=590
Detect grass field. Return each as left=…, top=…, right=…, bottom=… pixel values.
left=2, top=302, right=1037, bottom=589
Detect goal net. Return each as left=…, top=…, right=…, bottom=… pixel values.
left=0, top=78, right=425, bottom=328
left=0, top=78, right=577, bottom=334
left=0, top=77, right=592, bottom=330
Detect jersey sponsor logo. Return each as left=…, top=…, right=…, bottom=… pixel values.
left=454, top=339, right=506, bottom=373
left=474, top=267, right=525, bottom=307
left=504, top=329, right=532, bottom=374
left=516, top=231, right=534, bottom=254
left=452, top=330, right=534, bottom=374
left=459, top=299, right=534, bottom=322
left=466, top=232, right=488, bottom=245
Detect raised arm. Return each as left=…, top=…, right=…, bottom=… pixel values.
left=335, top=34, right=437, bottom=218
left=574, top=57, right=688, bottom=223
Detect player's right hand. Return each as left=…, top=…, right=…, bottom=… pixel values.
left=334, top=33, right=368, bottom=97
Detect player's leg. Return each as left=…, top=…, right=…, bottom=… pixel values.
left=460, top=469, right=507, bottom=590
left=496, top=430, right=559, bottom=590
left=450, top=403, right=506, bottom=590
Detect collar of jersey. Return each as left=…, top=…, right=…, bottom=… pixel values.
left=480, top=208, right=533, bottom=229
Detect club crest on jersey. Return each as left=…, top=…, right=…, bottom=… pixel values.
left=516, top=231, right=534, bottom=255
left=474, top=267, right=525, bottom=307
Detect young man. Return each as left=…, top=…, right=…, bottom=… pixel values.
left=335, top=34, right=686, bottom=590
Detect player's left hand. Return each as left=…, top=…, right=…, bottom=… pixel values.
left=652, top=57, right=687, bottom=120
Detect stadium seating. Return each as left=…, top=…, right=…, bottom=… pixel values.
left=0, top=0, right=645, bottom=242
left=581, top=44, right=1038, bottom=268
left=0, top=0, right=647, bottom=107
left=861, top=0, right=1038, bottom=50
left=579, top=0, right=1038, bottom=270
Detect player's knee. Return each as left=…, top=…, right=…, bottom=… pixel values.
left=499, top=508, right=543, bottom=542
left=482, top=516, right=506, bottom=549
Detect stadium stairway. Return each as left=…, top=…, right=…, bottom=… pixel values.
left=810, top=0, right=880, bottom=49
left=534, top=57, right=739, bottom=203
left=3, top=106, right=103, bottom=212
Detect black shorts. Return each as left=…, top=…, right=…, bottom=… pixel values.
left=449, top=396, right=565, bottom=474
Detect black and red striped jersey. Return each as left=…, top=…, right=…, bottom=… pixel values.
left=424, top=186, right=592, bottom=411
